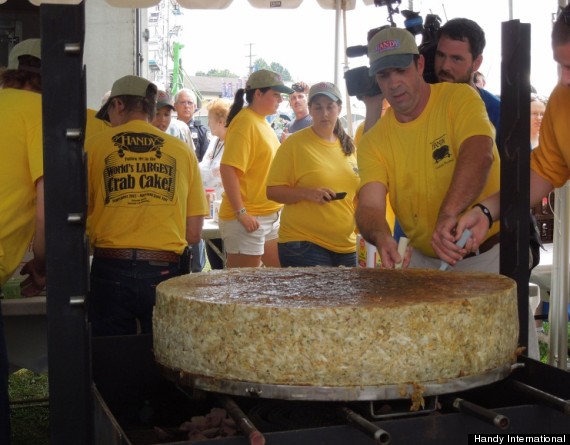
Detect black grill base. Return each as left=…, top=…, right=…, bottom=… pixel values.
left=92, top=335, right=570, bottom=445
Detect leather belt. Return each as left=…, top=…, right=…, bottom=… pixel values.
left=93, top=247, right=180, bottom=263
left=465, top=232, right=500, bottom=258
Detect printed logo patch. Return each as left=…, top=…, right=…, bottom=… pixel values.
left=112, top=132, right=165, bottom=157
left=376, top=39, right=401, bottom=53
left=431, top=134, right=453, bottom=167
left=103, top=132, right=177, bottom=206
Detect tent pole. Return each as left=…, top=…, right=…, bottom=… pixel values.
left=342, top=4, right=353, bottom=136
left=334, top=0, right=341, bottom=85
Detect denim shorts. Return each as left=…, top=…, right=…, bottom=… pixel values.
left=278, top=241, right=356, bottom=268
left=220, top=212, right=280, bottom=256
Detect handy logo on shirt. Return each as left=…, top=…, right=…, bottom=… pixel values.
left=104, top=132, right=177, bottom=205
left=112, top=132, right=164, bottom=157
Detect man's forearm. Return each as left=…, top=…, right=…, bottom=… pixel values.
left=356, top=204, right=391, bottom=246
left=362, top=94, right=384, bottom=133
left=439, top=136, right=494, bottom=219
left=186, top=216, right=204, bottom=244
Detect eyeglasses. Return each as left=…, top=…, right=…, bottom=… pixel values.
left=176, top=100, right=194, bottom=106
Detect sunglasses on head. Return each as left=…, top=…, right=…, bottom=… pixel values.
left=291, top=83, right=306, bottom=93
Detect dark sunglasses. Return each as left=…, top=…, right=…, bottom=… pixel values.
left=291, top=83, right=306, bottom=93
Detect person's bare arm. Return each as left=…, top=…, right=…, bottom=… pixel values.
left=355, top=182, right=411, bottom=268
left=267, top=185, right=336, bottom=205
left=529, top=169, right=554, bottom=208
left=20, top=177, right=46, bottom=297
left=362, top=94, right=384, bottom=133
left=452, top=151, right=556, bottom=255
left=220, top=164, right=259, bottom=232
left=185, top=215, right=204, bottom=245
left=432, top=135, right=494, bottom=264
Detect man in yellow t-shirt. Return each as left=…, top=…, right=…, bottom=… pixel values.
left=0, top=38, right=44, bottom=445
left=457, top=6, right=570, bottom=352
left=356, top=27, right=500, bottom=272
left=87, top=75, right=208, bottom=336
left=86, top=107, right=110, bottom=139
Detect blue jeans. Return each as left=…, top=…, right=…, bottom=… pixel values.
left=88, top=257, right=182, bottom=337
left=189, top=240, right=205, bottom=273
left=278, top=241, right=356, bottom=268
left=0, top=304, right=10, bottom=444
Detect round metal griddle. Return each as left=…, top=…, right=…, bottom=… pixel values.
left=158, top=362, right=515, bottom=401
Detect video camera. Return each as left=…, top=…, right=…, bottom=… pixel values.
left=344, top=0, right=442, bottom=99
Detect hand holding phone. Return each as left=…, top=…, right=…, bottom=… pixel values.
left=330, top=192, right=347, bottom=200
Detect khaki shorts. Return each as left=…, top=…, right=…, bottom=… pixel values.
left=409, top=243, right=500, bottom=273
left=219, top=212, right=280, bottom=256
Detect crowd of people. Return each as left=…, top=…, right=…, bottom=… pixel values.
left=4, top=5, right=570, bottom=441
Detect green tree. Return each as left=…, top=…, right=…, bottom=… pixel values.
left=195, top=58, right=292, bottom=80
left=196, top=68, right=239, bottom=77
left=252, top=59, right=292, bottom=81
left=253, top=58, right=269, bottom=72
left=270, top=62, right=291, bottom=81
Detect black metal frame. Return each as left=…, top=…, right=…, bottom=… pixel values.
left=90, top=335, right=570, bottom=445
left=499, top=20, right=532, bottom=354
left=41, top=3, right=92, bottom=444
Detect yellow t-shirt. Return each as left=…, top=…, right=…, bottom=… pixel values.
left=219, top=108, right=283, bottom=219
left=86, top=108, right=110, bottom=140
left=354, top=120, right=395, bottom=233
left=86, top=120, right=208, bottom=255
left=267, top=127, right=359, bottom=253
left=358, top=83, right=500, bottom=257
left=531, top=83, right=570, bottom=188
left=0, top=89, right=43, bottom=285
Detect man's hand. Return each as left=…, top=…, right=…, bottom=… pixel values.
left=19, top=258, right=46, bottom=297
left=376, top=233, right=412, bottom=269
left=431, top=213, right=468, bottom=266
left=455, top=208, right=491, bottom=252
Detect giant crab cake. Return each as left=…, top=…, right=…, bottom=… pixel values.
left=153, top=267, right=518, bottom=388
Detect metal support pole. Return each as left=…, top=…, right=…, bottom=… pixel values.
left=549, top=184, right=570, bottom=369
left=40, top=2, right=93, bottom=444
left=499, top=19, right=531, bottom=355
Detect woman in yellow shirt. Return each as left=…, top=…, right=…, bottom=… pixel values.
left=267, top=82, right=359, bottom=267
left=219, top=70, right=293, bottom=268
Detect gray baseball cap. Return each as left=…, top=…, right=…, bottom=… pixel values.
left=96, top=75, right=157, bottom=121
left=8, top=39, right=41, bottom=72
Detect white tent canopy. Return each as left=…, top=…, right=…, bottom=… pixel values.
left=7, top=0, right=375, bottom=86
left=7, top=0, right=373, bottom=9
